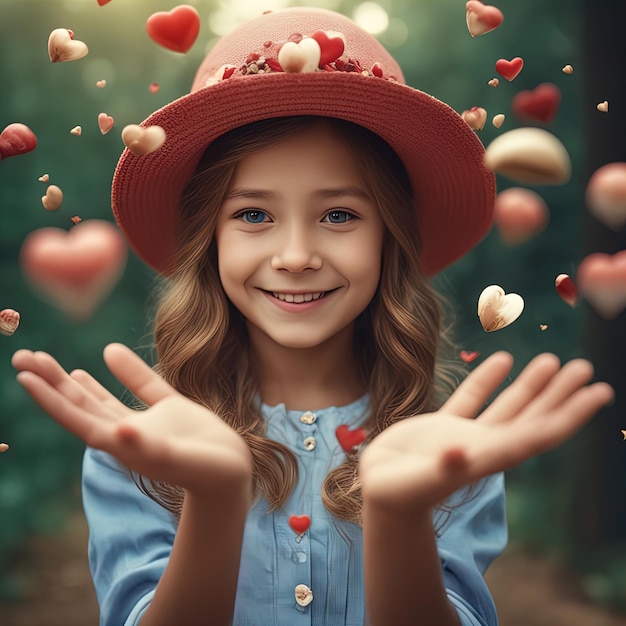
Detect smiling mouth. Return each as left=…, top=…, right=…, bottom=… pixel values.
left=263, top=288, right=338, bottom=303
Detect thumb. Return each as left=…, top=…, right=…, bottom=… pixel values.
left=103, top=343, right=178, bottom=406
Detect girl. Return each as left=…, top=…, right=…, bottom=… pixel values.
left=12, top=8, right=613, bottom=626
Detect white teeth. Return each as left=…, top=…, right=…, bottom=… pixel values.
left=272, top=292, right=325, bottom=303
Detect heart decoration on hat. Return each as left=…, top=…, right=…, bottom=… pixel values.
left=336, top=424, right=367, bottom=453
left=493, top=187, right=549, bottom=245
left=310, top=30, right=345, bottom=66
left=512, top=83, right=561, bottom=124
left=495, top=57, right=524, bottom=81
left=20, top=220, right=127, bottom=321
left=465, top=1, right=504, bottom=37
left=288, top=514, right=311, bottom=535
left=48, top=28, right=89, bottom=63
left=0, top=123, right=37, bottom=160
left=576, top=251, right=626, bottom=319
left=478, top=285, right=524, bottom=331
left=146, top=5, right=201, bottom=53
left=555, top=273, right=578, bottom=307
left=278, top=37, right=322, bottom=73
left=585, top=162, right=626, bottom=231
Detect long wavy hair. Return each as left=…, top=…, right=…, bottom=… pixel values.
left=138, top=116, right=465, bottom=524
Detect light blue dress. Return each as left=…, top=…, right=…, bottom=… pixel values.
left=82, top=395, right=507, bottom=625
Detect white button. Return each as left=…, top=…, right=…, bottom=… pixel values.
left=303, top=437, right=316, bottom=451
left=300, top=411, right=317, bottom=424
left=295, top=583, right=313, bottom=607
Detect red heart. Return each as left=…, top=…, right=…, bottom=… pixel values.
left=146, top=5, right=200, bottom=54
left=495, top=57, right=524, bottom=81
left=0, top=123, right=37, bottom=160
left=311, top=30, right=345, bottom=66
left=97, top=0, right=112, bottom=5
left=576, top=252, right=626, bottom=319
left=460, top=351, right=480, bottom=363
left=512, top=83, right=561, bottom=124
left=555, top=273, right=578, bottom=308
left=336, top=424, right=366, bottom=453
left=288, top=514, right=311, bottom=534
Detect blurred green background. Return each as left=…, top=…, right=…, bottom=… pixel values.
left=1, top=0, right=625, bottom=617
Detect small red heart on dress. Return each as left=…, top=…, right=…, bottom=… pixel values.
left=555, top=274, right=578, bottom=307
left=310, top=30, right=345, bottom=66
left=460, top=351, right=480, bottom=363
left=98, top=113, right=114, bottom=135
left=288, top=514, right=311, bottom=535
left=0, top=123, right=37, bottom=160
left=493, top=187, right=549, bottom=245
left=586, top=162, right=626, bottom=231
left=577, top=251, right=626, bottom=319
left=146, top=5, right=200, bottom=54
left=495, top=57, right=524, bottom=81
left=121, top=124, right=166, bottom=156
left=336, top=424, right=366, bottom=453
left=512, top=83, right=561, bottom=124
left=0, top=309, right=20, bottom=336
left=20, top=220, right=127, bottom=321
left=465, top=1, right=503, bottom=37
left=48, top=28, right=89, bottom=63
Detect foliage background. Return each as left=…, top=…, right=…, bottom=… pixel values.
left=0, top=0, right=624, bottom=611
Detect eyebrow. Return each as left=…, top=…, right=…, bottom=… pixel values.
left=225, top=187, right=371, bottom=201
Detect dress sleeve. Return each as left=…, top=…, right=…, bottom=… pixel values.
left=82, top=447, right=178, bottom=626
left=435, top=472, right=508, bottom=626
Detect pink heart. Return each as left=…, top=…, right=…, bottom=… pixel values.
left=311, top=30, right=345, bottom=66
left=97, top=0, right=112, bottom=5
left=461, top=106, right=487, bottom=131
left=460, top=351, right=480, bottom=363
left=465, top=1, right=504, bottom=37
left=0, top=123, right=37, bottom=160
left=146, top=5, right=200, bottom=54
left=20, top=220, right=127, bottom=321
left=512, top=83, right=561, bottom=124
left=493, top=187, right=549, bottom=245
left=0, top=309, right=20, bottom=336
left=577, top=251, right=626, bottom=319
left=495, top=57, right=524, bottom=81
left=98, top=113, right=114, bottom=135
left=586, top=162, right=626, bottom=231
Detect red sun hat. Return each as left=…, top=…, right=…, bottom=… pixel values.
left=112, top=7, right=495, bottom=277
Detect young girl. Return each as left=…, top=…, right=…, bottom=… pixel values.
left=11, top=7, right=613, bottom=626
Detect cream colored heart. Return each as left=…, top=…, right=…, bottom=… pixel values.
left=48, top=28, right=89, bottom=63
left=0, top=308, right=20, bottom=336
left=98, top=113, right=114, bottom=135
left=96, top=79, right=107, bottom=88
left=41, top=185, right=63, bottom=211
left=597, top=101, right=609, bottom=113
left=121, top=124, right=166, bottom=156
left=492, top=114, right=505, bottom=129
left=478, top=285, right=524, bottom=332
left=70, top=126, right=82, bottom=136
left=278, top=38, right=321, bottom=73
left=38, top=173, right=49, bottom=182
left=461, top=107, right=487, bottom=131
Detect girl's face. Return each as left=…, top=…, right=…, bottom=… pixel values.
left=215, top=122, right=384, bottom=352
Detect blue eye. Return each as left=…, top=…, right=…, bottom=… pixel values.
left=238, top=210, right=268, bottom=224
left=324, top=210, right=354, bottom=224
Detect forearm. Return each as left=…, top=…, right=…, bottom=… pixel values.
left=139, top=476, right=252, bottom=626
left=362, top=500, right=460, bottom=626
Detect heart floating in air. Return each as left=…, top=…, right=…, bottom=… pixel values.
left=98, top=113, right=114, bottom=135
left=0, top=123, right=37, bottom=160
left=585, top=162, right=626, bottom=231
left=20, top=220, right=127, bottom=321
left=512, top=83, right=561, bottom=124
left=0, top=309, right=20, bottom=336
left=495, top=57, right=524, bottom=81
left=555, top=274, right=578, bottom=307
left=336, top=424, right=367, bottom=453
left=146, top=5, right=200, bottom=53
left=97, top=0, right=112, bottom=5
left=465, top=0, right=503, bottom=37
left=493, top=187, right=549, bottom=245
left=288, top=514, right=311, bottom=535
left=460, top=351, right=480, bottom=363
left=48, top=28, right=89, bottom=63
left=121, top=124, right=166, bottom=156
left=461, top=107, right=487, bottom=131
left=310, top=30, right=345, bottom=66
left=576, top=251, right=626, bottom=319
left=477, top=285, right=524, bottom=332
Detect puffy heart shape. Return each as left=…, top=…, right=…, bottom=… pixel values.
left=461, top=106, right=487, bottom=131
left=0, top=443, right=8, bottom=453
left=278, top=38, right=321, bottom=73
left=492, top=114, right=505, bottom=128
left=597, top=101, right=609, bottom=113
left=98, top=112, right=114, bottom=135
left=38, top=174, right=49, bottom=182
left=585, top=162, right=626, bottom=230
left=70, top=126, right=82, bottom=136
left=577, top=251, right=626, bottom=319
left=0, top=123, right=37, bottom=160
left=336, top=424, right=367, bottom=453
left=48, top=28, right=89, bottom=63
left=478, top=285, right=524, bottom=332
left=512, top=83, right=561, bottom=124
left=495, top=57, right=524, bottom=81
left=146, top=5, right=200, bottom=53
left=41, top=184, right=63, bottom=211
left=465, top=0, right=503, bottom=37
left=484, top=127, right=571, bottom=185
left=96, top=79, right=107, bottom=88
left=555, top=273, right=578, bottom=307
left=0, top=309, right=20, bottom=336
left=288, top=514, right=311, bottom=535
left=460, top=350, right=480, bottom=363
left=20, top=220, right=127, bottom=321
left=493, top=187, right=549, bottom=245
left=310, top=30, right=345, bottom=66
left=121, top=124, right=166, bottom=156
left=97, top=0, right=112, bottom=5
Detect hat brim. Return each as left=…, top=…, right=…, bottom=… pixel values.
left=112, top=71, right=495, bottom=276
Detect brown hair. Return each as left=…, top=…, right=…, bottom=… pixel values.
left=138, top=116, right=465, bottom=523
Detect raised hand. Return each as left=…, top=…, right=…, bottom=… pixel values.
left=359, top=352, right=614, bottom=513
left=12, top=344, right=252, bottom=494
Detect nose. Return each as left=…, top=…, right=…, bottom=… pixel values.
left=270, top=223, right=322, bottom=272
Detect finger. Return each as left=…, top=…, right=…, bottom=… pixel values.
left=103, top=343, right=178, bottom=406
left=478, top=353, right=561, bottom=425
left=70, top=369, right=128, bottom=418
left=441, top=352, right=514, bottom=418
